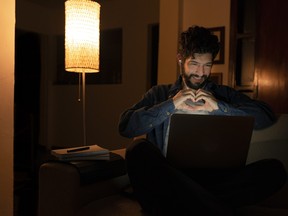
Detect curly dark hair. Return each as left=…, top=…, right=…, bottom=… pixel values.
left=179, top=25, right=220, bottom=61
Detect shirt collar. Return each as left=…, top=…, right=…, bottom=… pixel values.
left=168, top=76, right=182, bottom=98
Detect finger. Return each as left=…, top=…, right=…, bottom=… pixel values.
left=183, top=89, right=196, bottom=97
left=194, top=94, right=207, bottom=102
left=196, top=94, right=218, bottom=110
left=183, top=104, right=201, bottom=111
left=196, top=89, right=212, bottom=97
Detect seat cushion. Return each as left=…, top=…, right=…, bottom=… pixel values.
left=69, top=152, right=127, bottom=185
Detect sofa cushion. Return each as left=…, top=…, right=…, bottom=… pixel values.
left=69, top=152, right=127, bottom=185
left=248, top=114, right=288, bottom=172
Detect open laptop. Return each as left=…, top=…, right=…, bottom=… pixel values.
left=166, top=114, right=255, bottom=170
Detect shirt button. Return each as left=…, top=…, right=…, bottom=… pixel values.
left=166, top=111, right=170, bottom=116
left=149, top=124, right=153, bottom=127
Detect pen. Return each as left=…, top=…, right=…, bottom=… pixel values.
left=67, top=146, right=90, bottom=153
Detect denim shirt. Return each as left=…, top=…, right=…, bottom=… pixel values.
left=118, top=76, right=276, bottom=152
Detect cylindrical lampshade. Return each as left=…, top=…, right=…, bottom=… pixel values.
left=65, top=0, right=100, bottom=73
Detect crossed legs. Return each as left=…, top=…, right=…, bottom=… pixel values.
left=125, top=138, right=286, bottom=215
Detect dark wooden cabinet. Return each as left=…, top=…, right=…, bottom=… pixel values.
left=230, top=0, right=288, bottom=114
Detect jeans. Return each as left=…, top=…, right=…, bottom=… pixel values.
left=125, top=138, right=287, bottom=216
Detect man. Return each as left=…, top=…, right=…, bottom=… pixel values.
left=118, top=26, right=286, bottom=215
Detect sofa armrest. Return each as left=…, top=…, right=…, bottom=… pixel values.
left=247, top=114, right=288, bottom=172
left=38, top=150, right=130, bottom=216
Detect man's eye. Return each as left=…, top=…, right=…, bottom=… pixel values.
left=189, top=62, right=198, bottom=66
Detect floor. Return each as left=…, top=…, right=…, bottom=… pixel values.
left=76, top=187, right=288, bottom=216
left=14, top=173, right=288, bottom=216
left=76, top=183, right=288, bottom=216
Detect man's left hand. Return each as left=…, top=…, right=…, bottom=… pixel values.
left=188, top=89, right=219, bottom=112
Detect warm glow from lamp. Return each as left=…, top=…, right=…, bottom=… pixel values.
left=65, top=0, right=100, bottom=73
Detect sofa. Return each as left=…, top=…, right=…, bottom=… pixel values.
left=38, top=114, right=288, bottom=216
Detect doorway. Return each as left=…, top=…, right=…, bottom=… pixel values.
left=14, top=29, right=41, bottom=216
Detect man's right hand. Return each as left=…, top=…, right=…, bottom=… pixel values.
left=172, top=89, right=197, bottom=110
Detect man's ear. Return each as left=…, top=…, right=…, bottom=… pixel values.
left=177, top=53, right=183, bottom=65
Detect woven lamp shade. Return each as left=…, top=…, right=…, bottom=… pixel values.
left=65, top=0, right=100, bottom=73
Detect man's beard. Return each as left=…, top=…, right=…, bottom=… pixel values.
left=183, top=73, right=209, bottom=90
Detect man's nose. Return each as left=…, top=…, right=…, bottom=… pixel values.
left=196, top=65, right=205, bottom=75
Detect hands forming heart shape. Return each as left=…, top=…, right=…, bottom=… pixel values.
left=172, top=88, right=219, bottom=112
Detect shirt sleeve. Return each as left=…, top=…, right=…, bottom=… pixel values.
left=118, top=86, right=175, bottom=138
left=211, top=85, right=276, bottom=129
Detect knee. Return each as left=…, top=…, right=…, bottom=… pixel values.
left=125, top=138, right=163, bottom=166
left=264, top=159, right=287, bottom=187
left=273, top=159, right=286, bottom=179
left=126, top=138, right=150, bottom=158
left=125, top=138, right=156, bottom=164
left=266, top=159, right=286, bottom=173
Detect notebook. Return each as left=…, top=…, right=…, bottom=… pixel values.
left=166, top=114, right=255, bottom=170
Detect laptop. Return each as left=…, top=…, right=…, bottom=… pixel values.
left=166, top=114, right=255, bottom=170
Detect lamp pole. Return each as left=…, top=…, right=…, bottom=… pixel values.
left=82, top=72, right=86, bottom=146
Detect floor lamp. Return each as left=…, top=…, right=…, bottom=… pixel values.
left=65, top=0, right=100, bottom=146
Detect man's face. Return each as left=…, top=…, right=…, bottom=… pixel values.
left=182, top=53, right=213, bottom=90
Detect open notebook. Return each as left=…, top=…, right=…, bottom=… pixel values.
left=166, top=114, right=255, bottom=169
